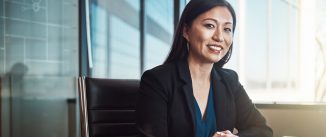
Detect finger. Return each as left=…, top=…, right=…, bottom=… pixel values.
left=222, top=130, right=232, bottom=134
left=215, top=131, right=225, bottom=136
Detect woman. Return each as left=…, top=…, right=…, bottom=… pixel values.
left=136, top=0, right=273, bottom=137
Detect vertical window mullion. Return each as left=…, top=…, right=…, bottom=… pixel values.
left=140, top=0, right=145, bottom=74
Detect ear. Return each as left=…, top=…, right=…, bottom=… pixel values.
left=183, top=24, right=190, bottom=41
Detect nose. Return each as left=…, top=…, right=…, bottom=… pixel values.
left=213, top=27, right=224, bottom=42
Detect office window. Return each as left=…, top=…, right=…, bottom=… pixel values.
left=232, top=0, right=325, bottom=103
left=88, top=0, right=180, bottom=78
left=242, top=0, right=301, bottom=102
left=315, top=0, right=326, bottom=102
left=89, top=0, right=141, bottom=79
left=270, top=0, right=298, bottom=89
left=244, top=0, right=268, bottom=89
left=144, top=0, right=174, bottom=70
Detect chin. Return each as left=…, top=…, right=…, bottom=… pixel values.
left=211, top=56, right=223, bottom=63
left=204, top=54, right=224, bottom=63
left=207, top=58, right=221, bottom=63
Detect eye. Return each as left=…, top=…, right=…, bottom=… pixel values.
left=224, top=28, right=232, bottom=33
left=204, top=24, right=215, bottom=29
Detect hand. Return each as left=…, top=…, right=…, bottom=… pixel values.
left=212, top=130, right=238, bottom=137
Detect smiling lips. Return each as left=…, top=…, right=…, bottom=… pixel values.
left=208, top=44, right=223, bottom=54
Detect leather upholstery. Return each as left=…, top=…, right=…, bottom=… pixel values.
left=80, top=77, right=139, bottom=137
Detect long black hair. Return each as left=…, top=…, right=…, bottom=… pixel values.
left=163, top=0, right=236, bottom=67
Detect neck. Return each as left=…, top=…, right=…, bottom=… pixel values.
left=187, top=56, right=213, bottom=82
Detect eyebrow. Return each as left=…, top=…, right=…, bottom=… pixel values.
left=203, top=18, right=233, bottom=25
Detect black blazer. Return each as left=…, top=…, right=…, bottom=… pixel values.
left=136, top=60, right=273, bottom=137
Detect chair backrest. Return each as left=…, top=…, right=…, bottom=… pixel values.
left=78, top=77, right=139, bottom=137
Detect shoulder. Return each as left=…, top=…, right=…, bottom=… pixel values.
left=139, top=63, right=177, bottom=100
left=216, top=68, right=239, bottom=82
left=215, top=67, right=241, bottom=90
left=140, top=62, right=177, bottom=89
left=141, top=62, right=176, bottom=80
left=145, top=62, right=175, bottom=75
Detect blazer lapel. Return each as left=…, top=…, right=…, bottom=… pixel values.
left=177, top=60, right=196, bottom=132
left=176, top=60, right=229, bottom=131
left=211, top=67, right=228, bottom=130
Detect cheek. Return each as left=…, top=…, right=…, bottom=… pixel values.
left=224, top=34, right=233, bottom=47
left=189, top=34, right=209, bottom=49
left=191, top=28, right=212, bottom=43
left=202, top=31, right=216, bottom=42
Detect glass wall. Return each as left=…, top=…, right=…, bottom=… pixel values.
left=89, top=0, right=177, bottom=79
left=315, top=0, right=326, bottom=102
left=226, top=0, right=326, bottom=103
left=243, top=0, right=302, bottom=102
left=0, top=0, right=79, bottom=137
left=227, top=0, right=302, bottom=102
left=144, top=0, right=173, bottom=70
left=243, top=0, right=269, bottom=89
left=89, top=0, right=141, bottom=79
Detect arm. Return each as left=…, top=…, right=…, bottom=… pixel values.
left=230, top=71, right=273, bottom=137
left=136, top=70, right=169, bottom=137
left=235, top=85, right=273, bottom=137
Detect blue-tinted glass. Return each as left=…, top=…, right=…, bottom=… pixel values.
left=288, top=2, right=299, bottom=88
left=5, top=0, right=46, bottom=23
left=90, top=0, right=140, bottom=78
left=180, top=0, right=187, bottom=15
left=0, top=50, right=3, bottom=74
left=0, top=0, right=79, bottom=137
left=0, top=17, right=3, bottom=49
left=144, top=0, right=173, bottom=70
left=227, top=0, right=238, bottom=12
left=125, top=0, right=140, bottom=11
left=1, top=3, right=4, bottom=73
left=0, top=0, right=3, bottom=17
left=110, top=16, right=140, bottom=78
left=270, top=0, right=289, bottom=88
left=244, top=0, right=268, bottom=88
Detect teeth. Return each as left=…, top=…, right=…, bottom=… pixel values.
left=209, top=45, right=222, bottom=51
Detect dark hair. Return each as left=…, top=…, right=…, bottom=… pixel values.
left=163, top=0, right=236, bottom=67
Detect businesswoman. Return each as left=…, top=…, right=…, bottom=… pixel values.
left=136, top=0, right=273, bottom=137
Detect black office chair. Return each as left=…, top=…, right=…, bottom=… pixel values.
left=78, top=77, right=139, bottom=137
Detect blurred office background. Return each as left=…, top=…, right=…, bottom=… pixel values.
left=1, top=0, right=326, bottom=137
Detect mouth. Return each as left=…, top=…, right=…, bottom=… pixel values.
left=207, top=44, right=223, bottom=53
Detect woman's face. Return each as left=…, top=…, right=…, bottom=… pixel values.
left=183, top=6, right=233, bottom=64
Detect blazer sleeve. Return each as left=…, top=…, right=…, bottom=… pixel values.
left=136, top=70, right=169, bottom=137
left=227, top=70, right=273, bottom=137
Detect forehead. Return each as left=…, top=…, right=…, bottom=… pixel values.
left=196, top=6, right=233, bottom=23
